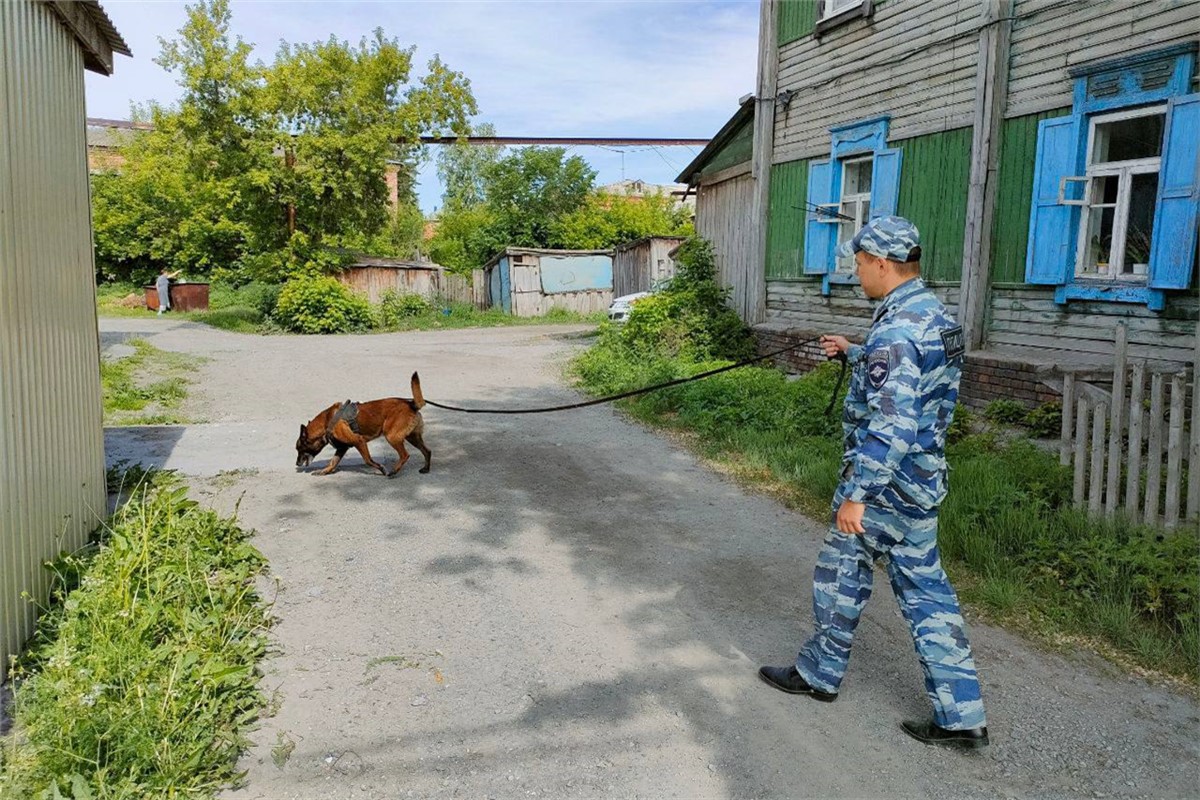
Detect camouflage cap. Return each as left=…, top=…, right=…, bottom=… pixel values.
left=836, top=215, right=921, bottom=262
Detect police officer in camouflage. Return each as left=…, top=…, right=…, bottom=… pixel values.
left=759, top=215, right=989, bottom=749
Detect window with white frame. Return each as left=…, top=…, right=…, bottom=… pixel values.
left=1073, top=106, right=1166, bottom=280
left=836, top=157, right=873, bottom=273
left=822, top=0, right=862, bottom=20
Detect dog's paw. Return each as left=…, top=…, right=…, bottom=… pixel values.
left=419, top=467, right=430, bottom=474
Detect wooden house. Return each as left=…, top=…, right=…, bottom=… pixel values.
left=684, top=0, right=1198, bottom=408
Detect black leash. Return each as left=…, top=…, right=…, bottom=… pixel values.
left=423, top=335, right=850, bottom=416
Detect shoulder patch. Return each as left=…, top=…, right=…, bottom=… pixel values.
left=867, top=349, right=890, bottom=389
left=940, top=326, right=965, bottom=360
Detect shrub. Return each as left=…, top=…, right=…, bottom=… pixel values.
left=1023, top=401, right=1063, bottom=438
left=620, top=237, right=754, bottom=362
left=273, top=275, right=372, bottom=334
left=375, top=289, right=432, bottom=328
left=984, top=398, right=1027, bottom=424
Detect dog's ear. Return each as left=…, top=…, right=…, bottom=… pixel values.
left=299, top=423, right=306, bottom=437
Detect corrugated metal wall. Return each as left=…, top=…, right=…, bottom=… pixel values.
left=0, top=0, right=107, bottom=678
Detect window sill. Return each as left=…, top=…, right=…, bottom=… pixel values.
left=814, top=0, right=875, bottom=37
left=1054, top=282, right=1165, bottom=310
left=822, top=272, right=860, bottom=296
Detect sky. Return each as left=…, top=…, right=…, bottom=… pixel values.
left=85, top=0, right=761, bottom=213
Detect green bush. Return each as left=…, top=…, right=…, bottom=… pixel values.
left=0, top=477, right=269, bottom=798
left=273, top=275, right=372, bottom=334
left=984, top=398, right=1027, bottom=424
left=620, top=237, right=754, bottom=363
left=375, top=289, right=432, bottom=328
left=1023, top=401, right=1063, bottom=438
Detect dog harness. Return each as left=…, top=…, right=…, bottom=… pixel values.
left=326, top=400, right=361, bottom=445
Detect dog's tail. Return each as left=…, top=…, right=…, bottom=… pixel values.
left=410, top=371, right=425, bottom=409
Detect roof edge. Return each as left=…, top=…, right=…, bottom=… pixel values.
left=45, top=0, right=131, bottom=76
left=675, top=97, right=754, bottom=186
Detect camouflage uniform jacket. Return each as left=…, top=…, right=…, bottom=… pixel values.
left=841, top=277, right=964, bottom=514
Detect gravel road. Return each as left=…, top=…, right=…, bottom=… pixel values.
left=100, top=317, right=1200, bottom=800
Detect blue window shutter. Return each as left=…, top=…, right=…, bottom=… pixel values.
left=869, top=147, right=902, bottom=218
left=1025, top=115, right=1084, bottom=285
left=804, top=159, right=837, bottom=275
left=1149, top=94, right=1200, bottom=291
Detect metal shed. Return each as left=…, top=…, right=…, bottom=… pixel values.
left=0, top=0, right=129, bottom=677
left=483, top=248, right=614, bottom=317
left=612, top=236, right=687, bottom=298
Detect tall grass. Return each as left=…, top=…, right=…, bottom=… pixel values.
left=0, top=475, right=271, bottom=798
left=571, top=341, right=1200, bottom=681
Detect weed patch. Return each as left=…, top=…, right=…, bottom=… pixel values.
left=0, top=476, right=271, bottom=798
left=101, top=339, right=201, bottom=426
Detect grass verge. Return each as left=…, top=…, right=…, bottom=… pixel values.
left=571, top=343, right=1200, bottom=685
left=0, top=472, right=271, bottom=798
left=102, top=339, right=202, bottom=425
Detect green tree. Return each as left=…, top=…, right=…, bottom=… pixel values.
left=550, top=190, right=693, bottom=249
left=91, top=0, right=476, bottom=284
left=436, top=122, right=504, bottom=211
left=428, top=145, right=596, bottom=271
left=263, top=30, right=474, bottom=255
left=483, top=146, right=596, bottom=247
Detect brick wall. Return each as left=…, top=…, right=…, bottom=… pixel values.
left=753, top=326, right=1062, bottom=410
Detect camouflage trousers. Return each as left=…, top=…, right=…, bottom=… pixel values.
left=795, top=487, right=987, bottom=730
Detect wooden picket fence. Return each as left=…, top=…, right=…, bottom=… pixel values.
left=1059, top=324, right=1198, bottom=529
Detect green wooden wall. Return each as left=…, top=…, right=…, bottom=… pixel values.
left=896, top=126, right=973, bottom=282
left=990, top=108, right=1071, bottom=284
left=699, top=118, right=753, bottom=178
left=778, top=0, right=817, bottom=46
left=765, top=126, right=972, bottom=280
left=766, top=160, right=809, bottom=279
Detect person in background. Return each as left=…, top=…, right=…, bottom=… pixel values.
left=156, top=268, right=181, bottom=315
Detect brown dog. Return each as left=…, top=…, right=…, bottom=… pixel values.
left=295, top=372, right=432, bottom=477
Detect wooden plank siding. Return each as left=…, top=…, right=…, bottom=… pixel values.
left=1005, top=0, right=1200, bottom=118
left=988, top=108, right=1072, bottom=283
left=765, top=159, right=809, bottom=278
left=337, top=266, right=440, bottom=305
left=988, top=286, right=1199, bottom=364
left=699, top=119, right=753, bottom=178
left=765, top=280, right=962, bottom=341
left=696, top=172, right=758, bottom=321
left=896, top=126, right=973, bottom=281
left=773, top=0, right=982, bottom=163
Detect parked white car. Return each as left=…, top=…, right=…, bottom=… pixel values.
left=607, top=279, right=670, bottom=323
left=607, top=291, right=651, bottom=322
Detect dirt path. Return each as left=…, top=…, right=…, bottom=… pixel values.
left=101, top=317, right=1200, bottom=800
